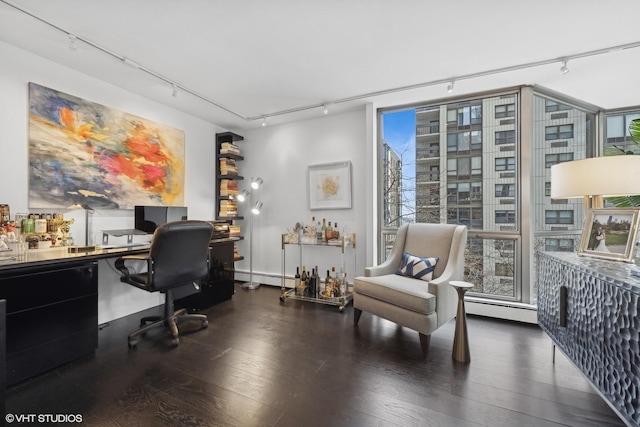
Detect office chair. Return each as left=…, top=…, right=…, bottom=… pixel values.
left=115, top=220, right=213, bottom=348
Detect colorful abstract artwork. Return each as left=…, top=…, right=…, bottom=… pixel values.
left=28, top=82, right=185, bottom=209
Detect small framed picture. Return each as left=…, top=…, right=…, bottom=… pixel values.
left=578, top=208, right=640, bottom=263
left=308, top=161, right=352, bottom=210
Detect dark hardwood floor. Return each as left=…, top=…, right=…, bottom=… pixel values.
left=6, top=284, right=625, bottom=426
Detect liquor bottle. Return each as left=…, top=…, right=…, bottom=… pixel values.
left=333, top=222, right=339, bottom=240
left=341, top=272, right=347, bottom=296
left=300, top=266, right=307, bottom=293
left=327, top=221, right=333, bottom=240
left=324, top=270, right=332, bottom=297
left=294, top=267, right=301, bottom=295
left=321, top=218, right=327, bottom=242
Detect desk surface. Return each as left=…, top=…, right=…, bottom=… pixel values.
left=0, top=244, right=150, bottom=272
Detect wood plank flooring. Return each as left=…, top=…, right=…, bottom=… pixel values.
left=5, top=284, right=625, bottom=426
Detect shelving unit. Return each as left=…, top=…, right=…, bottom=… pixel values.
left=279, top=233, right=356, bottom=312
left=215, top=131, right=244, bottom=261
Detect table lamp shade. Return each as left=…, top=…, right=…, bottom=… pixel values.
left=550, top=156, right=640, bottom=199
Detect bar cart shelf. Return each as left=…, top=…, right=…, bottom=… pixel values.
left=279, top=233, right=356, bottom=312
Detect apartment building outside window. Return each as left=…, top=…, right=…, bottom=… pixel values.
left=379, top=87, right=596, bottom=307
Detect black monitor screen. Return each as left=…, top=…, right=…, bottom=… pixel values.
left=134, top=206, right=188, bottom=233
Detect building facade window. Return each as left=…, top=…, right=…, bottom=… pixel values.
left=495, top=104, right=515, bottom=118
left=545, top=100, right=572, bottom=112
left=544, top=238, right=575, bottom=251
left=545, top=210, right=574, bottom=225
left=495, top=183, right=515, bottom=197
left=495, top=130, right=515, bottom=145
left=545, top=124, right=574, bottom=140
left=495, top=157, right=515, bottom=171
left=495, top=210, right=515, bottom=223
left=545, top=152, right=574, bottom=168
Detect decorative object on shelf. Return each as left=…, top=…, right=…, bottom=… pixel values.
left=577, top=208, right=640, bottom=262
left=28, top=83, right=185, bottom=209
left=550, top=155, right=640, bottom=212
left=68, top=202, right=94, bottom=246
left=308, top=161, right=352, bottom=210
left=237, top=177, right=264, bottom=290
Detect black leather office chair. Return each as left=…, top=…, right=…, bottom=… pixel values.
left=115, top=220, right=213, bottom=348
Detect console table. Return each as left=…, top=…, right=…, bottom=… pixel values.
left=537, top=251, right=640, bottom=427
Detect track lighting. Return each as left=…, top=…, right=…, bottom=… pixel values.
left=251, top=177, right=263, bottom=190
left=323, top=104, right=329, bottom=115
left=172, top=84, right=178, bottom=98
left=560, top=60, right=569, bottom=75
left=68, top=34, right=77, bottom=51
left=447, top=81, right=454, bottom=93
left=261, top=117, right=266, bottom=127
left=252, top=201, right=263, bottom=215
left=122, top=57, right=140, bottom=69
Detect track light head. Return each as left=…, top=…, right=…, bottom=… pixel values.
left=560, top=60, right=569, bottom=75
left=171, top=84, right=178, bottom=98
left=447, top=81, right=454, bottom=93
left=323, top=104, right=329, bottom=115
left=123, top=57, right=140, bottom=69
left=261, top=117, right=266, bottom=127
left=68, top=33, right=77, bottom=51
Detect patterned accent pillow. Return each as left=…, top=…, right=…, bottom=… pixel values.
left=395, top=252, right=439, bottom=281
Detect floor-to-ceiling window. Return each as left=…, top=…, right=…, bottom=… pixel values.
left=378, top=86, right=597, bottom=308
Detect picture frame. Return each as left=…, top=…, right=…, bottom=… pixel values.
left=308, top=161, right=352, bottom=210
left=578, top=208, right=640, bottom=263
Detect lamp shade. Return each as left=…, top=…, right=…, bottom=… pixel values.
left=550, top=156, right=640, bottom=199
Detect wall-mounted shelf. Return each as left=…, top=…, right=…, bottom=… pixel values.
left=215, top=132, right=244, bottom=261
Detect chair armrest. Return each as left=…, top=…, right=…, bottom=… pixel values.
left=365, top=258, right=397, bottom=277
left=114, top=255, right=152, bottom=281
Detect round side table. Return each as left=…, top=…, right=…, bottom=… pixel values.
left=450, top=280, right=474, bottom=363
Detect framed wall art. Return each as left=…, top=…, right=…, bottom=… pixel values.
left=308, top=161, right=352, bottom=210
left=28, top=82, right=185, bottom=209
left=578, top=208, right=640, bottom=262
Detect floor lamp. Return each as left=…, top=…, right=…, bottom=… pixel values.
left=237, top=177, right=263, bottom=290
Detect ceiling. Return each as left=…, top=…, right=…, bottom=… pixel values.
left=2, top=0, right=640, bottom=131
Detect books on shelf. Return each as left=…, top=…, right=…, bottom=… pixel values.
left=229, top=224, right=241, bottom=236
left=219, top=179, right=239, bottom=197
left=218, top=200, right=238, bottom=217
left=219, top=158, right=238, bottom=176
left=220, top=142, right=241, bottom=156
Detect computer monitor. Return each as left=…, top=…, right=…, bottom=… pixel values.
left=134, top=206, right=188, bottom=233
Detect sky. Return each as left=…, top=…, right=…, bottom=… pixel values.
left=381, top=109, right=416, bottom=221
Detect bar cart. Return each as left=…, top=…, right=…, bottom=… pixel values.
left=279, top=233, right=356, bottom=312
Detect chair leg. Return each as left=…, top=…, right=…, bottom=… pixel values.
left=354, top=308, right=362, bottom=325
left=419, top=333, right=431, bottom=358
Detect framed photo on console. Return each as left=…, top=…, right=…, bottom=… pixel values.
left=578, top=208, right=640, bottom=262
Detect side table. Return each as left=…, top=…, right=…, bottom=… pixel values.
left=450, top=280, right=473, bottom=363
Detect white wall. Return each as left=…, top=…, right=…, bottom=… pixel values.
left=0, top=41, right=222, bottom=322
left=234, top=110, right=369, bottom=287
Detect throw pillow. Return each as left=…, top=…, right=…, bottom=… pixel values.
left=396, top=252, right=439, bottom=281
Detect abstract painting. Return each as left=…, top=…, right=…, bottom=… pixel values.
left=308, top=161, right=352, bottom=210
left=28, top=82, right=185, bottom=209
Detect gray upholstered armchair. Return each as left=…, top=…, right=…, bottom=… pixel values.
left=353, top=223, right=467, bottom=356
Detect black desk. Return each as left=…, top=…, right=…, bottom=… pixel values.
left=0, top=240, right=235, bottom=386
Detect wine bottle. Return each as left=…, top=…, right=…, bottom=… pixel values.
left=309, top=267, right=316, bottom=296
left=294, top=267, right=301, bottom=295
left=321, top=218, right=327, bottom=242
left=301, top=266, right=307, bottom=295
left=341, top=272, right=347, bottom=296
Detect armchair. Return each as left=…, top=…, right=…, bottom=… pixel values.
left=115, top=220, right=213, bottom=348
left=353, top=223, right=467, bottom=356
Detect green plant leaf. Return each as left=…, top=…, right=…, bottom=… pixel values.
left=605, top=195, right=640, bottom=208
left=630, top=118, right=640, bottom=148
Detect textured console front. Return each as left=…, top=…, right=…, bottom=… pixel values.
left=537, top=252, right=640, bottom=427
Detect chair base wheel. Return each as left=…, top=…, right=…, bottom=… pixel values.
left=202, top=320, right=208, bottom=328
left=128, top=339, right=138, bottom=349
left=169, top=337, right=180, bottom=347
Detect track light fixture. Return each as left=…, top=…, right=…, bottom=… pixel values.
left=172, top=84, right=178, bottom=98
left=5, top=0, right=640, bottom=126
left=323, top=104, right=329, bottom=115
left=68, top=33, right=77, bottom=51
